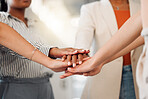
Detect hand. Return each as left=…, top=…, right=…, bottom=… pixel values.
left=60, top=71, right=83, bottom=79
left=49, top=59, right=72, bottom=72
left=66, top=57, right=98, bottom=73
left=62, top=54, right=89, bottom=67
left=60, top=54, right=90, bottom=79
left=49, top=47, right=90, bottom=59
left=60, top=63, right=104, bottom=79
left=83, top=63, right=104, bottom=76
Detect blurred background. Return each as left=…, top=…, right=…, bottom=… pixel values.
left=30, top=0, right=99, bottom=99
left=0, top=0, right=98, bottom=99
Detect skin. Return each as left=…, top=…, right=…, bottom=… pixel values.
left=61, top=0, right=144, bottom=78
left=66, top=11, right=142, bottom=74
left=62, top=0, right=131, bottom=68
left=0, top=22, right=71, bottom=72
left=141, top=0, right=148, bottom=28
left=1, top=0, right=89, bottom=72
left=61, top=35, right=144, bottom=78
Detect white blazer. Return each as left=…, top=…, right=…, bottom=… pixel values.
left=75, top=0, right=142, bottom=99
left=136, top=29, right=148, bottom=99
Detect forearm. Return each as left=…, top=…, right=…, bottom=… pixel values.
left=141, top=0, right=148, bottom=28
left=0, top=22, right=53, bottom=68
left=91, top=12, right=142, bottom=67
left=0, top=22, right=34, bottom=58
left=104, top=36, right=144, bottom=64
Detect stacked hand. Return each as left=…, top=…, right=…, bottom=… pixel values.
left=48, top=47, right=104, bottom=78
left=60, top=62, right=104, bottom=78
left=59, top=53, right=104, bottom=79
left=48, top=47, right=90, bottom=72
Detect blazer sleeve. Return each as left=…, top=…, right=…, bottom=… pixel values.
left=74, top=5, right=95, bottom=49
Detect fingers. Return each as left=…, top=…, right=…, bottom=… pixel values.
left=63, top=54, right=87, bottom=67
left=72, top=54, right=89, bottom=67
left=72, top=55, right=77, bottom=67
left=67, top=55, right=72, bottom=66
left=64, top=48, right=78, bottom=55
left=63, top=48, right=90, bottom=56
left=85, top=49, right=90, bottom=54
left=67, top=58, right=94, bottom=73
left=78, top=54, right=83, bottom=64
left=67, top=65, right=91, bottom=73
left=60, top=72, right=73, bottom=79
left=62, top=55, right=67, bottom=61
left=61, top=49, right=90, bottom=68
left=76, top=49, right=90, bottom=54
left=60, top=72, right=83, bottom=79
left=76, top=49, right=85, bottom=54
left=83, top=54, right=89, bottom=58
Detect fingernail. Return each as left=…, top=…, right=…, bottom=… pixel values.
left=74, top=50, right=78, bottom=53
left=68, top=68, right=71, bottom=71
left=82, top=50, right=85, bottom=52
left=86, top=49, right=89, bottom=51
left=73, top=63, right=76, bottom=67
left=79, top=61, right=82, bottom=64
left=68, top=62, right=71, bottom=66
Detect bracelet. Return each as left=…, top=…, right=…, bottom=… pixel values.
left=30, top=47, right=37, bottom=60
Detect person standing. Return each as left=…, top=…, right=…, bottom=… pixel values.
left=74, top=0, right=142, bottom=99
left=0, top=0, right=88, bottom=99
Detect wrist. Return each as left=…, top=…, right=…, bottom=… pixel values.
left=31, top=49, right=53, bottom=69
left=91, top=57, right=102, bottom=68
left=45, top=58, right=55, bottom=69
left=49, top=47, right=59, bottom=59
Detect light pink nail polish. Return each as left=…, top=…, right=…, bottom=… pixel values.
left=82, top=50, right=85, bottom=52
left=74, top=50, right=78, bottom=53
left=68, top=62, right=71, bottom=66
left=73, top=63, right=76, bottom=67
left=79, top=61, right=82, bottom=64
left=68, top=68, right=71, bottom=71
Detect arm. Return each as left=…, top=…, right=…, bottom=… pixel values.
left=105, top=35, right=144, bottom=64
left=61, top=35, right=144, bottom=77
left=91, top=11, right=142, bottom=68
left=0, top=22, right=37, bottom=60
left=141, top=0, right=148, bottom=28
left=68, top=11, right=143, bottom=73
left=83, top=35, right=144, bottom=76
left=83, top=1, right=148, bottom=76
left=0, top=22, right=70, bottom=72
